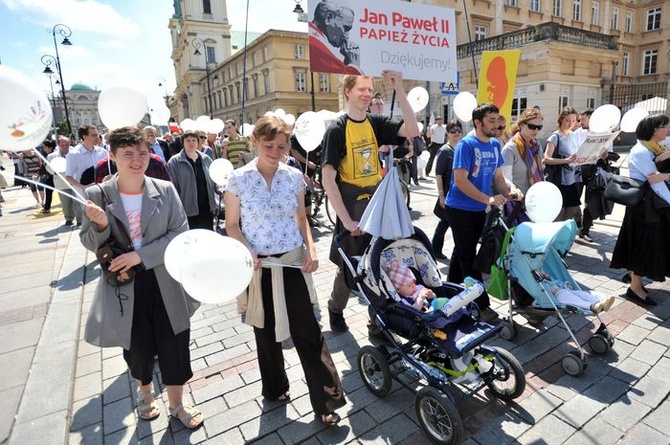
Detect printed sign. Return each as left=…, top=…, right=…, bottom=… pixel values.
left=571, top=131, right=621, bottom=166
left=308, top=0, right=457, bottom=82
left=476, top=50, right=520, bottom=127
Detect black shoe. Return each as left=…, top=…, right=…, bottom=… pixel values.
left=329, top=310, right=349, bottom=332
left=625, top=288, right=657, bottom=306
left=64, top=220, right=74, bottom=226
left=578, top=232, right=594, bottom=242
left=434, top=252, right=448, bottom=260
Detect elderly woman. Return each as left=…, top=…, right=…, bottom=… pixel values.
left=226, top=116, right=345, bottom=426
left=81, top=126, right=202, bottom=429
left=610, top=114, right=670, bottom=306
left=543, top=107, right=580, bottom=222
left=502, top=108, right=545, bottom=195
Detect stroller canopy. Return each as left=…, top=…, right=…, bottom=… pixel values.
left=513, top=220, right=577, bottom=256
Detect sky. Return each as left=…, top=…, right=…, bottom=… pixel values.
left=0, top=0, right=306, bottom=110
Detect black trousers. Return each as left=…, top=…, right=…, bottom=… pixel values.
left=254, top=265, right=345, bottom=415
left=187, top=210, right=213, bottom=230
left=432, top=218, right=451, bottom=255
left=425, top=142, right=442, bottom=176
left=123, top=269, right=192, bottom=386
left=42, top=177, right=54, bottom=211
left=445, top=206, right=490, bottom=309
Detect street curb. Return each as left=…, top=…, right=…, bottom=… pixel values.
left=9, top=229, right=88, bottom=445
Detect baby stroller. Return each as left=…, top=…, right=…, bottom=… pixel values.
left=492, top=213, right=614, bottom=376
left=334, top=228, right=526, bottom=445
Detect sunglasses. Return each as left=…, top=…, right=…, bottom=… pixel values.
left=448, top=129, right=462, bottom=134
left=496, top=126, right=506, bottom=131
left=527, top=123, right=543, bottom=131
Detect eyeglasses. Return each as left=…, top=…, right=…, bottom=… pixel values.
left=448, top=129, right=462, bottom=134
left=527, top=123, right=544, bottom=131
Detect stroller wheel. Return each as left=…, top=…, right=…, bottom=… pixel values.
left=483, top=347, right=526, bottom=401
left=357, top=345, right=392, bottom=397
left=588, top=334, right=611, bottom=355
left=415, top=386, right=463, bottom=445
left=561, top=351, right=586, bottom=376
left=499, top=321, right=516, bottom=340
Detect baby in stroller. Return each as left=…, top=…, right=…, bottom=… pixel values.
left=540, top=270, right=615, bottom=314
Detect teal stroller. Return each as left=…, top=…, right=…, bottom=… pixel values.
left=493, top=217, right=614, bottom=376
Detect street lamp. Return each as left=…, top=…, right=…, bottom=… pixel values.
left=293, top=1, right=316, bottom=111
left=156, top=75, right=170, bottom=106
left=41, top=55, right=59, bottom=115
left=48, top=24, right=73, bottom=135
left=192, top=38, right=214, bottom=118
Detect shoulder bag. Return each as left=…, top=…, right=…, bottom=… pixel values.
left=603, top=175, right=646, bottom=207
left=94, top=185, right=138, bottom=286
left=544, top=132, right=565, bottom=186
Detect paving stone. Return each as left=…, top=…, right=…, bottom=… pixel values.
left=102, top=427, right=136, bottom=445
left=517, top=414, right=577, bottom=445
left=102, top=397, right=136, bottom=435
left=582, top=375, right=631, bottom=405
left=70, top=396, right=103, bottom=431
left=600, top=398, right=652, bottom=432
left=515, top=389, right=563, bottom=424
left=203, top=427, right=245, bottom=445
left=364, top=387, right=414, bottom=423
left=245, top=432, right=283, bottom=445
left=618, top=422, right=670, bottom=445
left=616, top=324, right=651, bottom=346
left=204, top=344, right=251, bottom=367
left=628, top=374, right=670, bottom=409
left=646, top=324, right=670, bottom=346
left=204, top=400, right=263, bottom=437
left=76, top=351, right=102, bottom=378
left=102, top=354, right=129, bottom=380
left=628, top=339, right=668, bottom=367
left=357, top=413, right=419, bottom=445
left=0, top=347, right=33, bottom=391
left=102, top=374, right=132, bottom=405
left=9, top=410, right=69, bottom=445
left=192, top=375, right=245, bottom=405
left=68, top=422, right=103, bottom=445
left=223, top=380, right=263, bottom=408
left=609, top=357, right=650, bottom=385
left=189, top=342, right=225, bottom=361
left=316, top=409, right=377, bottom=445
left=194, top=327, right=236, bottom=348
left=239, top=403, right=299, bottom=442
left=471, top=411, right=532, bottom=444
left=0, top=386, right=23, bottom=443
left=563, top=415, right=624, bottom=444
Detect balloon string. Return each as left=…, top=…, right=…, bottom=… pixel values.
left=9, top=174, right=88, bottom=206
left=30, top=149, right=88, bottom=203
left=259, top=260, right=302, bottom=269
left=304, top=151, right=309, bottom=175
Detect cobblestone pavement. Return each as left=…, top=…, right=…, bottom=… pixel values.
left=2, top=155, right=670, bottom=445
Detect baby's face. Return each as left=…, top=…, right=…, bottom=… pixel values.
left=398, top=280, right=417, bottom=297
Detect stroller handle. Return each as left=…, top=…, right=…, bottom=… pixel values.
left=332, top=229, right=352, bottom=251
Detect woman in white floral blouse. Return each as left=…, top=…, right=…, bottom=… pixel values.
left=225, top=116, right=345, bottom=426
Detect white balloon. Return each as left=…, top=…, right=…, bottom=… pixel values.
left=49, top=157, right=67, bottom=174
left=453, top=92, right=478, bottom=122
left=264, top=111, right=275, bottom=117
left=590, top=104, right=621, bottom=133
left=241, top=123, right=255, bottom=137
left=152, top=105, right=171, bottom=125
left=98, top=86, right=147, bottom=130
left=525, top=181, right=563, bottom=223
left=620, top=108, right=649, bottom=133
left=283, top=113, right=296, bottom=126
left=181, top=236, right=254, bottom=304
left=209, top=158, right=234, bottom=186
left=164, top=229, right=225, bottom=283
left=316, top=109, right=339, bottom=123
left=208, top=118, right=225, bottom=134
left=274, top=108, right=286, bottom=118
left=294, top=111, right=325, bottom=153
left=194, top=115, right=211, bottom=132
left=407, top=87, right=429, bottom=113
left=180, top=118, right=196, bottom=132
left=417, top=122, right=424, bottom=133
left=0, top=66, right=53, bottom=151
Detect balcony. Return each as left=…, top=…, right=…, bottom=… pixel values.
left=457, top=22, right=618, bottom=58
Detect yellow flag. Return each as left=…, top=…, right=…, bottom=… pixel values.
left=477, top=50, right=521, bottom=127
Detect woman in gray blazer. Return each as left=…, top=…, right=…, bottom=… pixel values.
left=80, top=126, right=202, bottom=429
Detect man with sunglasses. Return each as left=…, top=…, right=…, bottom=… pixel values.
left=445, top=104, right=522, bottom=323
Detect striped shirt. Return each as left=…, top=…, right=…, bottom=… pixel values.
left=225, top=136, right=250, bottom=167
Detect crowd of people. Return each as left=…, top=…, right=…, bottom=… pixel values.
left=4, top=72, right=669, bottom=431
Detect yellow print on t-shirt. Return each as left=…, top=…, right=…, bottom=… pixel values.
left=339, top=119, right=382, bottom=189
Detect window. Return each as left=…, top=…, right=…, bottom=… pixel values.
left=235, top=82, right=241, bottom=103
left=553, top=0, right=562, bottom=17
left=511, top=97, right=527, bottom=117
left=642, top=50, right=658, bottom=75
left=586, top=97, right=595, bottom=109
left=573, top=0, right=581, bottom=21
left=203, top=0, right=211, bottom=14
left=262, top=46, right=269, bottom=62
left=625, top=11, right=633, bottom=32
left=319, top=74, right=330, bottom=93
left=646, top=8, right=661, bottom=31
left=224, top=88, right=228, bottom=107
left=621, top=52, right=629, bottom=76
left=263, top=70, right=270, bottom=94
left=558, top=96, right=568, bottom=111
left=506, top=0, right=517, bottom=6
left=217, top=91, right=222, bottom=109
left=251, top=52, right=257, bottom=67
left=252, top=74, right=258, bottom=97
left=530, top=0, right=540, bottom=12
left=591, top=2, right=599, bottom=25
left=228, top=67, right=233, bottom=79
left=295, top=70, right=307, bottom=92
left=206, top=46, right=216, bottom=64
left=474, top=25, right=487, bottom=41
left=611, top=8, right=619, bottom=30
left=294, top=44, right=304, bottom=59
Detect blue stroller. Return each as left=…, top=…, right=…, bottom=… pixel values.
left=493, top=217, right=615, bottom=376
left=334, top=228, right=526, bottom=445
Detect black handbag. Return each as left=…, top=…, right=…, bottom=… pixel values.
left=544, top=132, right=567, bottom=186
left=94, top=185, right=137, bottom=286
left=603, top=175, right=646, bottom=207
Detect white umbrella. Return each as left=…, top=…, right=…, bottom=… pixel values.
left=359, top=157, right=414, bottom=240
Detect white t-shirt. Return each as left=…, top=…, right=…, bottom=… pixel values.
left=119, top=192, right=143, bottom=250
left=430, top=124, right=447, bottom=145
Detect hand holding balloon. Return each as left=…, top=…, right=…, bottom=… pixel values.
left=85, top=200, right=108, bottom=228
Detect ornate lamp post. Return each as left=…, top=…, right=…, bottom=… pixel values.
left=157, top=75, right=170, bottom=106
left=48, top=24, right=73, bottom=134
left=293, top=0, right=316, bottom=111
left=191, top=38, right=214, bottom=118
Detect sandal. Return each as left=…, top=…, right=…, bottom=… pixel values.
left=137, top=389, right=160, bottom=421
left=320, top=412, right=341, bottom=426
left=169, top=403, right=204, bottom=429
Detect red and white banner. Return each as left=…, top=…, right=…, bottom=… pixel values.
left=308, top=0, right=457, bottom=82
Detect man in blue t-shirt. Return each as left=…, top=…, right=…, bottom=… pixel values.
left=445, top=103, right=523, bottom=323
